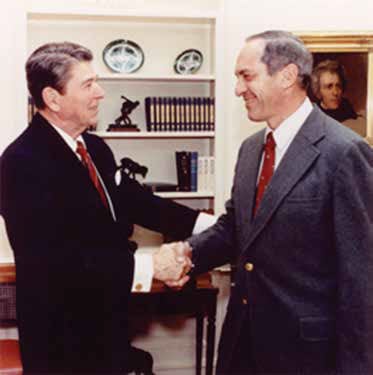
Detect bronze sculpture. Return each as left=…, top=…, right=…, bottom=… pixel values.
left=107, top=95, right=140, bottom=131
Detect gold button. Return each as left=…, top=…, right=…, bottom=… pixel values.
left=245, top=263, right=254, bottom=272
left=135, top=283, right=143, bottom=291
left=242, top=298, right=248, bottom=305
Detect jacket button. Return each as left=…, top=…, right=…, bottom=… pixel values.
left=245, top=262, right=254, bottom=272
left=242, top=298, right=248, bottom=305
left=134, top=283, right=143, bottom=291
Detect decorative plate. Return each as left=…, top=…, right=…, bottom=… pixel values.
left=103, top=39, right=144, bottom=73
left=174, top=49, right=203, bottom=74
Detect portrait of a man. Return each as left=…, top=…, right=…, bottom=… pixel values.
left=309, top=54, right=367, bottom=137
left=311, top=59, right=357, bottom=120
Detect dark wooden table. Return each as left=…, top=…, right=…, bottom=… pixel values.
left=132, top=274, right=218, bottom=375
left=0, top=263, right=218, bottom=375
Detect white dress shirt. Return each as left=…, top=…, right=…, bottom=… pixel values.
left=49, top=123, right=217, bottom=292
left=257, top=97, right=313, bottom=182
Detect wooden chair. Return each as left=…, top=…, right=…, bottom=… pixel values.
left=0, top=340, right=22, bottom=375
left=0, top=281, right=22, bottom=375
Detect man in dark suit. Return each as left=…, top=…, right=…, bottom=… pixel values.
left=0, top=42, right=214, bottom=373
left=170, top=30, right=373, bottom=374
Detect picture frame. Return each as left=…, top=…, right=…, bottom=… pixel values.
left=297, top=32, right=373, bottom=145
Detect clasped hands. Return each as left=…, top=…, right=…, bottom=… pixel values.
left=153, top=241, right=192, bottom=288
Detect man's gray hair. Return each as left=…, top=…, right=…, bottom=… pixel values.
left=26, top=41, right=93, bottom=109
left=246, top=30, right=313, bottom=89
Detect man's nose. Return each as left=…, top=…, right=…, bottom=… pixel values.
left=95, top=83, right=105, bottom=99
left=332, top=87, right=340, bottom=96
left=235, top=79, right=245, bottom=97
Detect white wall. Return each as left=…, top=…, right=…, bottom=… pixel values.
left=0, top=2, right=27, bottom=261
left=0, top=2, right=27, bottom=154
left=222, top=0, right=373, bottom=199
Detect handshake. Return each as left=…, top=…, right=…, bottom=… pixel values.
left=152, top=241, right=193, bottom=288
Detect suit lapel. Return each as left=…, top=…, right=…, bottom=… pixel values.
left=29, top=113, right=110, bottom=212
left=242, top=106, right=326, bottom=253
left=30, top=113, right=84, bottom=173
left=238, top=130, right=265, bottom=232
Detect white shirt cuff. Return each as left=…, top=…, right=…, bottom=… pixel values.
left=192, top=212, right=218, bottom=235
left=131, top=251, right=154, bottom=293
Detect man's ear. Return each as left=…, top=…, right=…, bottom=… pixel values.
left=280, top=63, right=299, bottom=89
left=41, top=87, right=61, bottom=112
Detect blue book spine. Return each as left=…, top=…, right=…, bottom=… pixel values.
left=190, top=151, right=198, bottom=192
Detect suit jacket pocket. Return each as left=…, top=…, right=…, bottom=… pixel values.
left=298, top=316, right=337, bottom=373
left=299, top=316, right=335, bottom=342
left=285, top=196, right=323, bottom=204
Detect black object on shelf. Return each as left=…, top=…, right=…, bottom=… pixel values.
left=143, top=182, right=178, bottom=192
left=119, top=157, right=148, bottom=180
left=175, top=151, right=191, bottom=191
left=107, top=95, right=140, bottom=132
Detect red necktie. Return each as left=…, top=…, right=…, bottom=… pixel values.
left=254, top=132, right=276, bottom=216
left=76, top=141, right=109, bottom=209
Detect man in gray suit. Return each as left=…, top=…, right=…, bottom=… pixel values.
left=169, top=30, right=373, bottom=374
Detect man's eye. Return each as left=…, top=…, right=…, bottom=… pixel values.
left=84, top=81, right=93, bottom=89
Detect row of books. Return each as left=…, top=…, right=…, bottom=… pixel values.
left=175, top=151, right=214, bottom=192
left=145, top=97, right=215, bottom=132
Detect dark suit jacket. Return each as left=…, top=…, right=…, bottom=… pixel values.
left=189, top=106, right=373, bottom=374
left=0, top=112, right=198, bottom=373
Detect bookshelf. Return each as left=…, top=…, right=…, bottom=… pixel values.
left=26, top=5, right=223, bottom=213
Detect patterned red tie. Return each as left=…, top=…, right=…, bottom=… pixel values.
left=76, top=141, right=109, bottom=209
left=254, top=132, right=276, bottom=216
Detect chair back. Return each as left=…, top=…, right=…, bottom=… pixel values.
left=0, top=266, right=22, bottom=374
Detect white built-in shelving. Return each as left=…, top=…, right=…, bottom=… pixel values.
left=26, top=4, right=224, bottom=212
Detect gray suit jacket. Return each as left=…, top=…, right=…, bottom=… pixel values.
left=190, top=106, right=373, bottom=374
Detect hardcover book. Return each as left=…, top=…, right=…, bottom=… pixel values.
left=175, top=151, right=191, bottom=191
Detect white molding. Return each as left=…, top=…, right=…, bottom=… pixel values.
left=26, top=7, right=218, bottom=20
left=212, top=9, right=225, bottom=215
left=0, top=257, right=14, bottom=264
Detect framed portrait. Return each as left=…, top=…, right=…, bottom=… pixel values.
left=297, top=32, right=373, bottom=145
